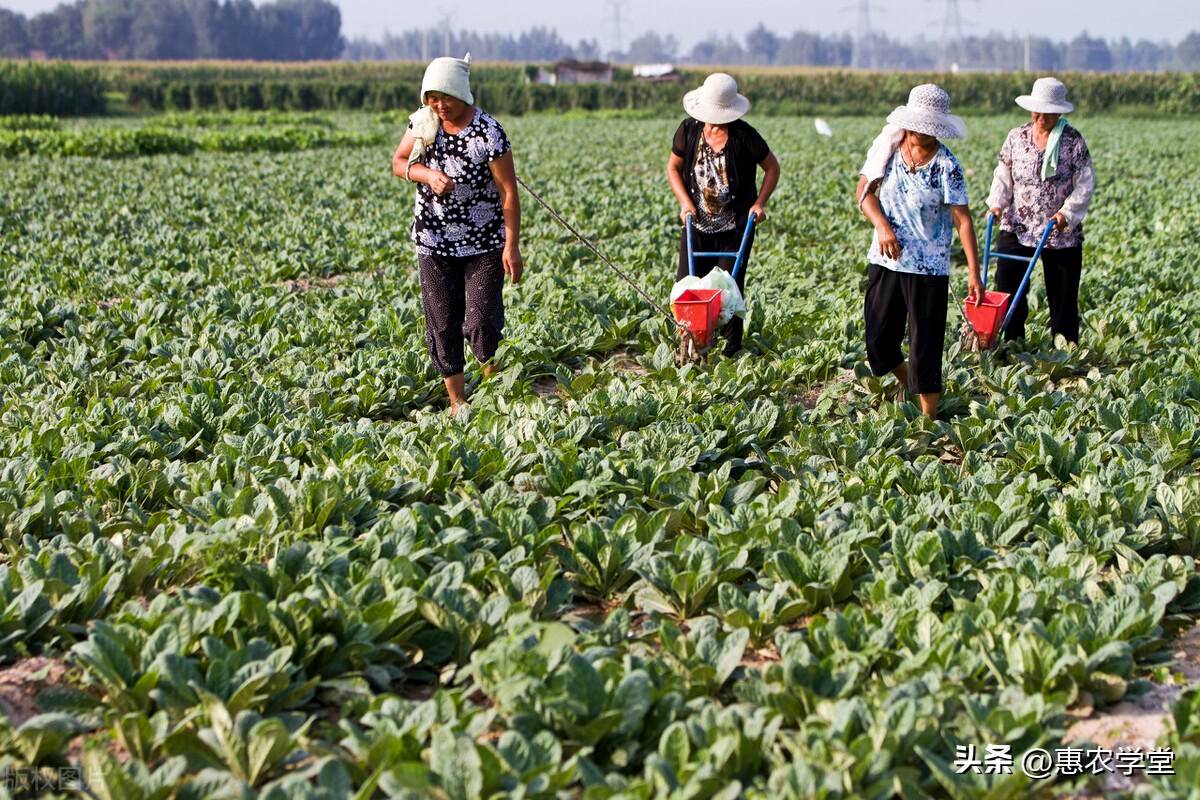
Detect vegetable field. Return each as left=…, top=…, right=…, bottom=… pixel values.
left=1, top=113, right=1199, bottom=798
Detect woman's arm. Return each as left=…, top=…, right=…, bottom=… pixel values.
left=950, top=204, right=983, bottom=304
left=986, top=134, right=1014, bottom=218
left=392, top=132, right=454, bottom=195
left=488, top=151, right=523, bottom=284
left=855, top=174, right=900, bottom=261
left=1056, top=139, right=1095, bottom=231
left=749, top=152, right=780, bottom=222
left=667, top=152, right=696, bottom=224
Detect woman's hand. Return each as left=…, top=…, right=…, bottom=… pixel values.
left=876, top=222, right=902, bottom=261
left=503, top=242, right=523, bottom=284
left=1052, top=211, right=1068, bottom=232
left=425, top=170, right=455, bottom=196
left=966, top=272, right=984, bottom=305
left=679, top=201, right=697, bottom=226
left=749, top=203, right=767, bottom=223
left=989, top=207, right=1003, bottom=220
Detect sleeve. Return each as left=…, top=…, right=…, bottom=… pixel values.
left=943, top=154, right=969, bottom=207
left=671, top=120, right=689, bottom=158
left=486, top=118, right=511, bottom=162
left=744, top=123, right=770, bottom=164
left=1058, top=133, right=1095, bottom=228
left=985, top=131, right=1014, bottom=212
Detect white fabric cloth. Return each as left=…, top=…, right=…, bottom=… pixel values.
left=683, top=73, right=751, bottom=125
left=421, top=53, right=473, bottom=105
left=407, top=105, right=440, bottom=166
left=857, top=123, right=905, bottom=204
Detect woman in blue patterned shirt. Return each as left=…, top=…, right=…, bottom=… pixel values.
left=855, top=84, right=983, bottom=420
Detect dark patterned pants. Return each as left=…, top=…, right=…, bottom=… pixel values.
left=418, top=250, right=505, bottom=377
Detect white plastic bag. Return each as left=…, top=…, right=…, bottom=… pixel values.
left=703, top=268, right=746, bottom=325
left=669, top=268, right=746, bottom=327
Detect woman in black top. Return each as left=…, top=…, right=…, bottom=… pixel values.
left=392, top=54, right=523, bottom=416
left=667, top=73, right=780, bottom=356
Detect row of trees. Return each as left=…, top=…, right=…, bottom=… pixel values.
left=0, top=0, right=342, bottom=61
left=1, top=2, right=1197, bottom=71
left=347, top=25, right=1200, bottom=73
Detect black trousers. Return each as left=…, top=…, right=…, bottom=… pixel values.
left=864, top=264, right=949, bottom=395
left=418, top=250, right=505, bottom=377
left=992, top=230, right=1082, bottom=343
left=676, top=225, right=756, bottom=355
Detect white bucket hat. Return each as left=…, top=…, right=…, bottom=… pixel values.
left=1016, top=77, right=1074, bottom=114
left=683, top=73, right=751, bottom=124
left=421, top=53, right=473, bottom=106
left=885, top=83, right=967, bottom=140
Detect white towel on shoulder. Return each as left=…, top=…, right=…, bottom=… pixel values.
left=407, top=105, right=440, bottom=166
left=857, top=123, right=905, bottom=204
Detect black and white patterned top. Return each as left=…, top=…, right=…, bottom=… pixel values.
left=690, top=140, right=737, bottom=233
left=410, top=109, right=511, bottom=258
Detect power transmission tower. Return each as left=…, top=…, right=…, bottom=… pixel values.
left=606, top=0, right=627, bottom=60
left=939, top=0, right=966, bottom=71
left=854, top=0, right=873, bottom=69
left=437, top=10, right=457, bottom=57
left=850, top=0, right=874, bottom=69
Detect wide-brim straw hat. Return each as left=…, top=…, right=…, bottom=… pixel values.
left=885, top=83, right=967, bottom=140
left=683, top=73, right=751, bottom=124
left=1016, top=76, right=1074, bottom=114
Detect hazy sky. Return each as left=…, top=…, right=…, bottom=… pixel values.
left=2, top=0, right=1197, bottom=46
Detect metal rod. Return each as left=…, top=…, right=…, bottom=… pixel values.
left=1000, top=219, right=1056, bottom=332
left=685, top=213, right=697, bottom=277
left=516, top=176, right=680, bottom=326
left=982, top=213, right=995, bottom=288
left=732, top=214, right=756, bottom=282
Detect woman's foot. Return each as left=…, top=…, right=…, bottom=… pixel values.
left=444, top=373, right=468, bottom=415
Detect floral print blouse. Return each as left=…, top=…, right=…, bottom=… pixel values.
left=868, top=145, right=969, bottom=277
left=410, top=109, right=511, bottom=258
left=986, top=123, right=1095, bottom=249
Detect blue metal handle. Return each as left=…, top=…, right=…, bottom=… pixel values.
left=685, top=213, right=756, bottom=282
left=731, top=214, right=756, bottom=282
left=685, top=214, right=696, bottom=277
left=982, top=213, right=995, bottom=288
left=998, top=219, right=1056, bottom=332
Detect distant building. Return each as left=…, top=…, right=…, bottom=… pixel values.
left=633, top=63, right=682, bottom=82
left=535, top=60, right=614, bottom=86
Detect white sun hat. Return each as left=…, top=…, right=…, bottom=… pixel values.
left=1016, top=77, right=1074, bottom=114
left=885, top=83, right=967, bottom=140
left=421, top=53, right=474, bottom=106
left=683, top=73, right=751, bottom=125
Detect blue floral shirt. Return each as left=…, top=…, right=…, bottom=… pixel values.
left=868, top=145, right=969, bottom=276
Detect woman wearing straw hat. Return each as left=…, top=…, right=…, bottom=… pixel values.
left=987, top=77, right=1095, bottom=344
left=667, top=73, right=781, bottom=356
left=392, top=53, right=523, bottom=416
left=855, top=84, right=983, bottom=420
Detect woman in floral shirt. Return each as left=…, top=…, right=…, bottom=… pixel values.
left=987, top=77, right=1095, bottom=343
left=856, top=84, right=982, bottom=420
left=392, top=54, right=523, bottom=415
